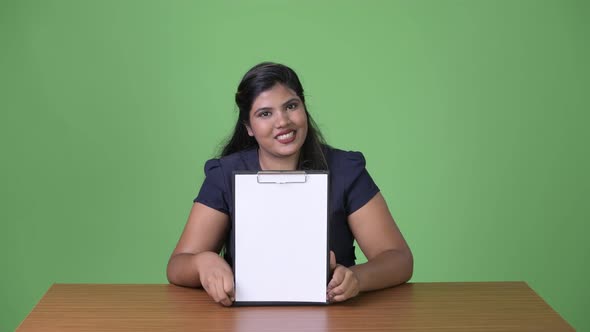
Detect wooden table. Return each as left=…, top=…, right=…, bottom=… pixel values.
left=17, top=282, right=573, bottom=331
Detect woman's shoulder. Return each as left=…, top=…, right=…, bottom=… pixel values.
left=203, top=148, right=258, bottom=174
left=324, top=146, right=368, bottom=171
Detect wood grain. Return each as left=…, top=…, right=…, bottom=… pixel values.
left=17, top=282, right=573, bottom=331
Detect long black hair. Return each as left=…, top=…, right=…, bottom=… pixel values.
left=220, top=62, right=328, bottom=170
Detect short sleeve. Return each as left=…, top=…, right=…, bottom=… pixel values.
left=194, top=159, right=230, bottom=215
left=344, top=151, right=380, bottom=215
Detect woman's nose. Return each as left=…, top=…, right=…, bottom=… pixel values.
left=276, top=110, right=291, bottom=127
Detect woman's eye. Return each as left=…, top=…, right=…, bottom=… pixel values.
left=259, top=111, right=271, bottom=117
left=286, top=103, right=298, bottom=110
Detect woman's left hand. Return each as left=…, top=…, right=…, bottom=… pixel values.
left=327, top=251, right=360, bottom=302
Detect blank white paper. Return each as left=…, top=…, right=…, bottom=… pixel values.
left=234, top=172, right=328, bottom=303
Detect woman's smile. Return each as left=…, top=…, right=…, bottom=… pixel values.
left=275, top=130, right=296, bottom=143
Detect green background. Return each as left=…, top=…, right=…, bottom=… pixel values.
left=1, top=0, right=588, bottom=330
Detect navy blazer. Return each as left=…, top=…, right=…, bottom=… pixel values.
left=195, top=146, right=380, bottom=267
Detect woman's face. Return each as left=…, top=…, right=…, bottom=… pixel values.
left=246, top=83, right=308, bottom=166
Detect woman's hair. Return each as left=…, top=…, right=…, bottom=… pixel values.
left=220, top=62, right=328, bottom=170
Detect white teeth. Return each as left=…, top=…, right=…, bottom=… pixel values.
left=277, top=131, right=294, bottom=140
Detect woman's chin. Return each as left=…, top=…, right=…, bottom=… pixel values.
left=274, top=143, right=304, bottom=157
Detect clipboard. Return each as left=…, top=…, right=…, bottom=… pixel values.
left=232, top=171, right=330, bottom=305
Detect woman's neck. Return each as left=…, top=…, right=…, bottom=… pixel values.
left=258, top=150, right=300, bottom=171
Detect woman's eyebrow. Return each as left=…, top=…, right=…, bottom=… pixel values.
left=255, top=98, right=299, bottom=113
left=255, top=106, right=273, bottom=114
left=282, top=98, right=300, bottom=107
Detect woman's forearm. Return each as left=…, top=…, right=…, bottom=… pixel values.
left=167, top=252, right=203, bottom=288
left=349, top=249, right=413, bottom=292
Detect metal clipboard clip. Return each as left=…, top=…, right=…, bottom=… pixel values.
left=256, top=171, right=307, bottom=184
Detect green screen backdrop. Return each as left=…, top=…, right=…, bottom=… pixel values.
left=1, top=0, right=588, bottom=330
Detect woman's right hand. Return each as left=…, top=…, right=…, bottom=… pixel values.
left=196, top=251, right=235, bottom=306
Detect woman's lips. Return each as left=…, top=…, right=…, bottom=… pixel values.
left=276, top=130, right=296, bottom=144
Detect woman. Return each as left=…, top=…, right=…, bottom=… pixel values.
left=167, top=62, right=413, bottom=306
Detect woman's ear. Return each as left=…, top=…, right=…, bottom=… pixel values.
left=244, top=123, right=254, bottom=137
